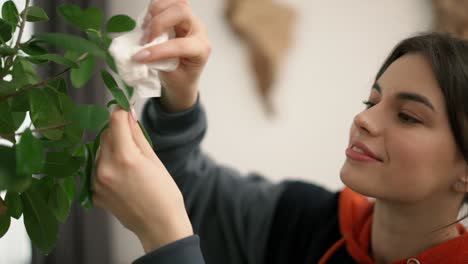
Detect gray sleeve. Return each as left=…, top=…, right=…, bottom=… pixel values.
left=141, top=95, right=285, bottom=264
left=133, top=235, right=205, bottom=264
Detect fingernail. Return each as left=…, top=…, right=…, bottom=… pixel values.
left=131, top=107, right=138, bottom=122
left=142, top=13, right=151, bottom=29
left=140, top=30, right=148, bottom=45
left=132, top=49, right=151, bottom=61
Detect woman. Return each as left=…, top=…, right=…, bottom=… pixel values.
left=93, top=0, right=468, bottom=263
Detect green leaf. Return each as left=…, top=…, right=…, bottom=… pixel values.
left=34, top=177, right=53, bottom=201
left=35, top=33, right=105, bottom=58
left=0, top=147, right=15, bottom=191
left=43, top=87, right=63, bottom=116
left=16, top=129, right=45, bottom=175
left=72, top=104, right=109, bottom=131
left=0, top=209, right=10, bottom=238
left=43, top=152, right=82, bottom=179
left=21, top=6, right=49, bottom=22
left=72, top=144, right=86, bottom=158
left=106, top=14, right=136, bottom=33
left=0, top=80, right=16, bottom=96
left=28, top=54, right=79, bottom=68
left=56, top=4, right=82, bottom=29
left=106, top=99, right=117, bottom=108
left=48, top=184, right=70, bottom=222
left=92, top=122, right=109, bottom=161
left=0, top=100, right=15, bottom=137
left=0, top=46, right=16, bottom=55
left=138, top=121, right=153, bottom=148
left=0, top=146, right=31, bottom=193
left=57, top=4, right=103, bottom=31
left=21, top=186, right=58, bottom=255
left=20, top=41, right=48, bottom=56
left=56, top=93, right=83, bottom=149
left=62, top=176, right=76, bottom=202
left=105, top=51, right=117, bottom=72
left=0, top=147, right=15, bottom=190
left=5, top=191, right=22, bottom=219
left=29, top=88, right=65, bottom=140
left=101, top=70, right=130, bottom=111
left=45, top=77, right=67, bottom=95
left=79, top=144, right=93, bottom=209
left=86, top=29, right=111, bottom=50
left=71, top=55, right=95, bottom=88
left=64, top=128, right=83, bottom=151
left=80, top=6, right=103, bottom=31
left=0, top=18, right=12, bottom=42
left=12, top=57, right=39, bottom=87
left=124, top=83, right=134, bottom=98
left=40, top=139, right=70, bottom=152
left=11, top=112, right=26, bottom=130
left=2, top=1, right=19, bottom=26
left=9, top=91, right=29, bottom=112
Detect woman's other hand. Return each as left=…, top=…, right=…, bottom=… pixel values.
left=134, top=0, right=211, bottom=113
left=93, top=107, right=193, bottom=253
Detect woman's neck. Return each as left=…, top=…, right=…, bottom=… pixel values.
left=370, top=198, right=461, bottom=264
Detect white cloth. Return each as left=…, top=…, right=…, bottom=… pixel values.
left=109, top=9, right=179, bottom=98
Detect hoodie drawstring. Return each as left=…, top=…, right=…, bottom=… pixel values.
left=318, top=238, right=345, bottom=264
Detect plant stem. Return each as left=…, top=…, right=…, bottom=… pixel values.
left=0, top=122, right=71, bottom=138
left=0, top=53, right=89, bottom=103
left=14, top=0, right=30, bottom=50
left=0, top=0, right=30, bottom=80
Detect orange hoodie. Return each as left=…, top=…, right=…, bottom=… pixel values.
left=319, top=188, right=468, bottom=264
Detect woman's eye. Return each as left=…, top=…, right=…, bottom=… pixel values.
left=362, top=100, right=375, bottom=109
left=398, top=113, right=421, bottom=124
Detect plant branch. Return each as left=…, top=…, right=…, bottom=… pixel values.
left=14, top=0, right=30, bottom=51
left=0, top=122, right=71, bottom=138
left=0, top=0, right=30, bottom=80
left=0, top=53, right=89, bottom=103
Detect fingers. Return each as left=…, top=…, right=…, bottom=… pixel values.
left=130, top=120, right=156, bottom=159
left=109, top=108, right=138, bottom=156
left=144, top=4, right=193, bottom=43
left=132, top=36, right=211, bottom=63
left=147, top=0, right=191, bottom=20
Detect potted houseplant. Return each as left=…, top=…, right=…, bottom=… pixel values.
left=0, top=0, right=150, bottom=254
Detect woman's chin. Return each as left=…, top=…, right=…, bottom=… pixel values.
left=339, top=162, right=378, bottom=198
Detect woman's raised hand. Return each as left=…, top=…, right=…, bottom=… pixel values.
left=93, top=108, right=193, bottom=253
left=134, top=0, right=211, bottom=113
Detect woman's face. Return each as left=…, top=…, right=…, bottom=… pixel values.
left=340, top=53, right=466, bottom=204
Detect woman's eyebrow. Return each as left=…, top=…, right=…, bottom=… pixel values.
left=372, top=82, right=436, bottom=112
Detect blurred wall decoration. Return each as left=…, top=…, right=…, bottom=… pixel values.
left=433, top=0, right=468, bottom=38
left=225, top=0, right=296, bottom=115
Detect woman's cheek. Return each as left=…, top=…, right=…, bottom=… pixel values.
left=385, top=132, right=439, bottom=201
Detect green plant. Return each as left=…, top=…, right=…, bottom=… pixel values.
left=0, top=0, right=151, bottom=254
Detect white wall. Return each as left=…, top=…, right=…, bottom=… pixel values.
left=109, top=1, right=433, bottom=262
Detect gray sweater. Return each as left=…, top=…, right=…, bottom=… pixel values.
left=133, top=96, right=285, bottom=264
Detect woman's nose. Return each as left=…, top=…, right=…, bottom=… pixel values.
left=353, top=110, right=380, bottom=136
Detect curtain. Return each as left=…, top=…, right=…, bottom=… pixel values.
left=31, top=0, right=112, bottom=263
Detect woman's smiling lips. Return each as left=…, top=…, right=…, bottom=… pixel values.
left=346, top=141, right=383, bottom=162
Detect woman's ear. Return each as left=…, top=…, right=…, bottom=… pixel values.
left=453, top=164, right=468, bottom=193
left=452, top=165, right=468, bottom=193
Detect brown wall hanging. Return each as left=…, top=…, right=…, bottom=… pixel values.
left=225, top=0, right=296, bottom=115
left=433, top=0, right=468, bottom=39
